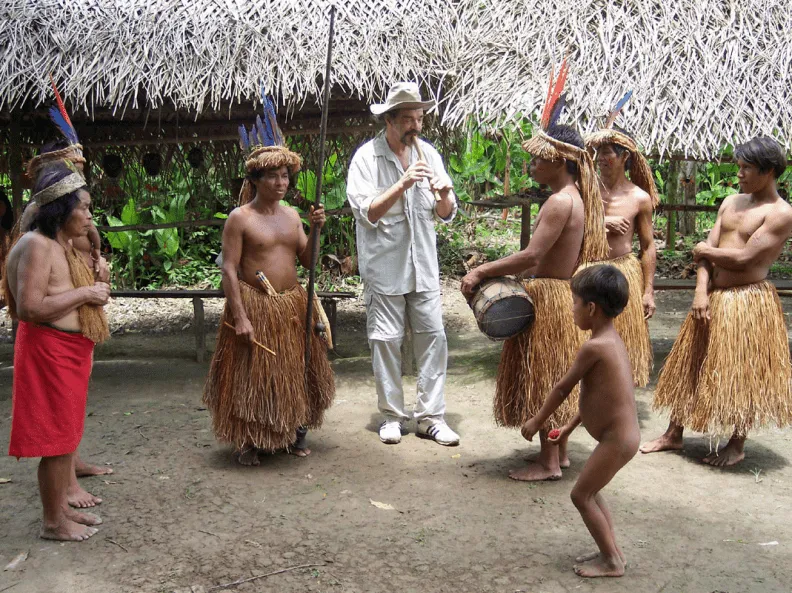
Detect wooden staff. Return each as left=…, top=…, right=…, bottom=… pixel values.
left=304, top=6, right=336, bottom=369
left=413, top=136, right=441, bottom=202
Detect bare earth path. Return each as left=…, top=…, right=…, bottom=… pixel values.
left=1, top=283, right=791, bottom=593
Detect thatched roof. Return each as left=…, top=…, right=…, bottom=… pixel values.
left=0, top=0, right=452, bottom=113
left=445, top=0, right=792, bottom=158
left=1, top=0, right=791, bottom=158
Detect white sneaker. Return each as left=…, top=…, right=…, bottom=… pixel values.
left=417, top=420, right=460, bottom=446
left=379, top=420, right=403, bottom=444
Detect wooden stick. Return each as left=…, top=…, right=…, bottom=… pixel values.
left=222, top=322, right=276, bottom=356
left=413, top=137, right=441, bottom=202
left=207, top=563, right=325, bottom=591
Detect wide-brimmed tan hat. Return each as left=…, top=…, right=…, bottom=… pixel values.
left=370, top=82, right=436, bottom=115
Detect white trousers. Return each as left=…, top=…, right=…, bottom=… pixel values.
left=364, top=290, right=448, bottom=423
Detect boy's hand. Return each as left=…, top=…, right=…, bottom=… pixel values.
left=309, top=206, right=326, bottom=230
left=548, top=422, right=575, bottom=444
left=521, top=417, right=542, bottom=442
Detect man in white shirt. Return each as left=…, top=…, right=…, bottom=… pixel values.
left=347, top=83, right=460, bottom=446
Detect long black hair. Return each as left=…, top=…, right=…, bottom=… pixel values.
left=30, top=163, right=87, bottom=239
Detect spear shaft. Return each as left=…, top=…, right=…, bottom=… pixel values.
left=304, top=6, right=336, bottom=369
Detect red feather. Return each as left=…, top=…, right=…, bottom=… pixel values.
left=49, top=73, right=73, bottom=130
left=542, top=58, right=568, bottom=130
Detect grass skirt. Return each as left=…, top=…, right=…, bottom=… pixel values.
left=203, top=281, right=335, bottom=451
left=578, top=253, right=652, bottom=386
left=654, top=281, right=792, bottom=436
left=494, top=278, right=583, bottom=429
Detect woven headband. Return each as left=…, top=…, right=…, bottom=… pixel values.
left=33, top=173, right=86, bottom=206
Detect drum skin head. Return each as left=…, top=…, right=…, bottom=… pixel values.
left=479, top=296, right=535, bottom=340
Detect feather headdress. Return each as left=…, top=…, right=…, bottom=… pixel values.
left=237, top=92, right=302, bottom=205
left=26, top=74, right=86, bottom=179
left=521, top=58, right=609, bottom=265
left=585, top=91, right=659, bottom=208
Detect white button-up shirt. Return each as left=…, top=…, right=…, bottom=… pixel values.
left=347, top=132, right=457, bottom=295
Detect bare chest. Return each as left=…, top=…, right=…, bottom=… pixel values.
left=47, top=249, right=76, bottom=295
left=243, top=212, right=299, bottom=253
left=602, top=195, right=640, bottom=221
left=719, top=206, right=768, bottom=243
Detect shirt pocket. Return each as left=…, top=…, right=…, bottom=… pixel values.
left=377, top=189, right=407, bottom=224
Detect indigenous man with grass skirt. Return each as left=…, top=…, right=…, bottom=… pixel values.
left=583, top=94, right=658, bottom=387
left=461, top=63, right=610, bottom=481
left=641, top=136, right=792, bottom=467
left=4, top=162, right=110, bottom=541
left=203, top=105, right=334, bottom=466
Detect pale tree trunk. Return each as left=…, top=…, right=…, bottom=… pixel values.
left=679, top=161, right=697, bottom=236
left=664, top=159, right=680, bottom=251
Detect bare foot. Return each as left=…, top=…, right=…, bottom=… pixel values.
left=67, top=484, right=102, bottom=508
left=508, top=462, right=562, bottom=482
left=575, top=549, right=626, bottom=565
left=573, top=556, right=625, bottom=578
left=640, top=433, right=683, bottom=454
left=289, top=447, right=311, bottom=457
left=64, top=506, right=103, bottom=526
left=40, top=519, right=99, bottom=542
left=527, top=454, right=570, bottom=469
left=703, top=439, right=745, bottom=467
left=237, top=445, right=261, bottom=466
left=75, top=460, right=113, bottom=478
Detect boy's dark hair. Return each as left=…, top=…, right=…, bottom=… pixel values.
left=30, top=163, right=86, bottom=239
left=571, top=264, right=629, bottom=318
left=734, top=136, right=788, bottom=179
left=547, top=124, right=584, bottom=176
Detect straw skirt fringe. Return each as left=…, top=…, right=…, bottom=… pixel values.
left=494, top=278, right=583, bottom=429
left=654, top=281, right=792, bottom=436
left=578, top=253, right=652, bottom=386
left=203, top=281, right=335, bottom=451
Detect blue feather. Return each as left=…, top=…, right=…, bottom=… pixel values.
left=263, top=98, right=282, bottom=145
left=48, top=106, right=79, bottom=144
left=613, top=90, right=633, bottom=114
left=250, top=125, right=260, bottom=147
left=256, top=115, right=272, bottom=146
left=238, top=125, right=250, bottom=151
left=547, top=93, right=566, bottom=130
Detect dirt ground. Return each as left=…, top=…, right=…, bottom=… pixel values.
left=1, top=283, right=792, bottom=593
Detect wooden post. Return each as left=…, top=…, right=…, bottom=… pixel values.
left=520, top=204, right=532, bottom=250
left=665, top=160, right=680, bottom=251
left=9, top=117, right=24, bottom=222
left=519, top=161, right=531, bottom=249
left=192, top=297, right=205, bottom=363
left=680, top=161, right=697, bottom=235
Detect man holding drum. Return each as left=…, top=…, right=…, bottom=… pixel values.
left=347, top=82, right=460, bottom=446
left=461, top=71, right=609, bottom=480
